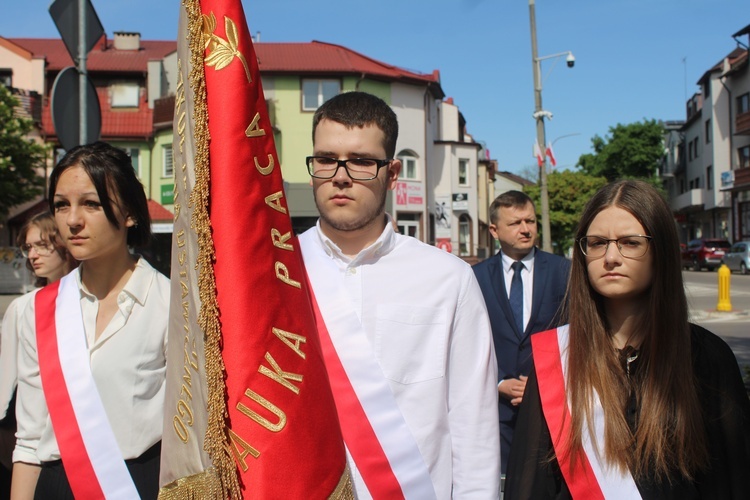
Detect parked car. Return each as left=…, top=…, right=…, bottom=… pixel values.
left=681, top=238, right=732, bottom=271
left=722, top=241, right=750, bottom=274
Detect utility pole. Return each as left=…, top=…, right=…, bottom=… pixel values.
left=529, top=0, right=551, bottom=252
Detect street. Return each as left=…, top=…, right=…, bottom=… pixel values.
left=684, top=269, right=750, bottom=373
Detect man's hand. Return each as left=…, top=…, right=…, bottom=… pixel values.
left=498, top=375, right=528, bottom=406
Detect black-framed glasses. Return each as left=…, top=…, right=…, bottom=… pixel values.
left=306, top=156, right=393, bottom=181
left=20, top=241, right=54, bottom=258
left=578, top=235, right=653, bottom=259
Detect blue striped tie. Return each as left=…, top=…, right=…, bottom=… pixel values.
left=510, top=261, right=524, bottom=334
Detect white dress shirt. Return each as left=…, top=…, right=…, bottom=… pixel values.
left=0, top=290, right=37, bottom=420
left=13, top=257, right=170, bottom=464
left=501, top=249, right=536, bottom=332
left=301, top=218, right=500, bottom=499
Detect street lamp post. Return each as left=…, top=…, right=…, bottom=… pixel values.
left=529, top=0, right=574, bottom=253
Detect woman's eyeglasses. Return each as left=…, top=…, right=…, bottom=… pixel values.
left=20, top=241, right=55, bottom=258
left=578, top=235, right=653, bottom=259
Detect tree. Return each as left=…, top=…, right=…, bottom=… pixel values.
left=525, top=170, right=608, bottom=255
left=0, top=86, right=46, bottom=216
left=578, top=119, right=665, bottom=183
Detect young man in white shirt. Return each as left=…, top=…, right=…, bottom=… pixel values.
left=299, top=91, right=500, bottom=499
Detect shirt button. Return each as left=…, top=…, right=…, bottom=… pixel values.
left=347, top=268, right=357, bottom=275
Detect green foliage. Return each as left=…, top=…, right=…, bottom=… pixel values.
left=0, top=86, right=46, bottom=216
left=525, top=170, right=608, bottom=255
left=578, top=119, right=665, bottom=185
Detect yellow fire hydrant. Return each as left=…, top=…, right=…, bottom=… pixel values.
left=717, top=264, right=732, bottom=312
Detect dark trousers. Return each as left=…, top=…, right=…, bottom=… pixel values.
left=35, top=442, right=161, bottom=500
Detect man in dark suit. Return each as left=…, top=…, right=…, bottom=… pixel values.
left=473, top=190, right=570, bottom=474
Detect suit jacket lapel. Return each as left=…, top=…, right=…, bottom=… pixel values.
left=489, top=255, right=523, bottom=340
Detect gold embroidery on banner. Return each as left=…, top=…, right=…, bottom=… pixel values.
left=158, top=467, right=223, bottom=500
left=237, top=388, right=287, bottom=432
left=254, top=154, right=274, bottom=175
left=201, top=12, right=252, bottom=83
left=274, top=262, right=301, bottom=288
left=264, top=191, right=287, bottom=214
left=244, top=112, right=266, bottom=137
left=272, top=327, right=307, bottom=359
left=227, top=428, right=260, bottom=472
left=258, top=352, right=303, bottom=394
left=271, top=228, right=293, bottom=251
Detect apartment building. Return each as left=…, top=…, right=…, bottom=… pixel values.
left=661, top=24, right=750, bottom=243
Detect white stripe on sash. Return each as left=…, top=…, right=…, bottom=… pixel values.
left=301, top=232, right=436, bottom=499
left=556, top=326, right=641, bottom=499
left=55, top=273, right=140, bottom=499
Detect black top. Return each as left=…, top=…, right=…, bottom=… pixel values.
left=505, top=324, right=750, bottom=499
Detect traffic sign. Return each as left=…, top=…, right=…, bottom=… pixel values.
left=49, top=0, right=104, bottom=62
left=51, top=66, right=101, bottom=151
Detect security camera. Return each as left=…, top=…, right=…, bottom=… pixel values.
left=566, top=52, right=575, bottom=68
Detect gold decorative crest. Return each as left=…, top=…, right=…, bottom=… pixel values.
left=202, top=12, right=252, bottom=83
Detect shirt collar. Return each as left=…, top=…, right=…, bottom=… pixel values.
left=314, top=213, right=397, bottom=265
left=76, top=256, right=153, bottom=306
left=500, top=247, right=536, bottom=273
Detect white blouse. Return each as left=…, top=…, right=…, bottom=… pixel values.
left=13, top=257, right=169, bottom=464
left=0, top=290, right=37, bottom=420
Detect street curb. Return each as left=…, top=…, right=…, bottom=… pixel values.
left=690, top=309, right=750, bottom=322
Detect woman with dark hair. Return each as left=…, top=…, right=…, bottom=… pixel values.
left=505, top=180, right=750, bottom=498
left=0, top=212, right=76, bottom=496
left=11, top=142, right=169, bottom=499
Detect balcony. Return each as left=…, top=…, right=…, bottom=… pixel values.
left=737, top=110, right=750, bottom=135
left=671, top=188, right=704, bottom=213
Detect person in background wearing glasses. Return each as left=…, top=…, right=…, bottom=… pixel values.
left=0, top=212, right=77, bottom=496
left=299, top=91, right=500, bottom=498
left=505, top=180, right=750, bottom=498
left=472, top=190, right=570, bottom=477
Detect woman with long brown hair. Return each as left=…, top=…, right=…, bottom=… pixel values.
left=505, top=180, right=750, bottom=498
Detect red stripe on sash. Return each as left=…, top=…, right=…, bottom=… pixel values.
left=309, top=289, right=405, bottom=499
left=532, top=329, right=604, bottom=499
left=35, top=283, right=105, bottom=499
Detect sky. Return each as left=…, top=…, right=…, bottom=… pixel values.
left=3, top=0, right=749, bottom=178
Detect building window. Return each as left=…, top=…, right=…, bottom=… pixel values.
left=111, top=82, right=140, bottom=108
left=458, top=214, right=472, bottom=256
left=740, top=146, right=750, bottom=170
left=706, top=166, right=712, bottom=190
left=705, top=119, right=711, bottom=144
left=396, top=213, right=420, bottom=239
left=738, top=93, right=750, bottom=115
left=301, top=79, right=340, bottom=111
left=163, top=145, right=174, bottom=178
left=0, top=69, right=11, bottom=87
left=397, top=150, right=419, bottom=180
left=458, top=159, right=469, bottom=186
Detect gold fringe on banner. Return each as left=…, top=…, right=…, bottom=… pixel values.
left=158, top=468, right=223, bottom=500
left=184, top=0, right=241, bottom=497
left=329, top=466, right=355, bottom=500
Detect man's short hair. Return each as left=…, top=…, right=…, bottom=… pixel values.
left=489, top=190, right=536, bottom=224
left=312, top=91, right=399, bottom=158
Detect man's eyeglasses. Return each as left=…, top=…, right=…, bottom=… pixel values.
left=20, top=241, right=55, bottom=258
left=306, top=156, right=393, bottom=181
left=577, top=235, right=653, bottom=259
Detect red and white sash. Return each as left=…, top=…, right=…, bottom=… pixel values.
left=35, top=271, right=139, bottom=499
left=532, top=326, right=641, bottom=500
left=300, top=231, right=436, bottom=499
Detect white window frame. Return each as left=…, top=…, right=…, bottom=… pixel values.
left=396, top=213, right=420, bottom=239
left=302, top=79, right=340, bottom=111
left=163, top=145, right=174, bottom=178
left=458, top=159, right=469, bottom=187
left=397, top=150, right=419, bottom=180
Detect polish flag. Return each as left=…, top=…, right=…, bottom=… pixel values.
left=546, top=143, right=557, bottom=167
left=533, top=142, right=544, bottom=167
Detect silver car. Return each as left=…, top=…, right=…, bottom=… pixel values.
left=722, top=241, right=750, bottom=274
